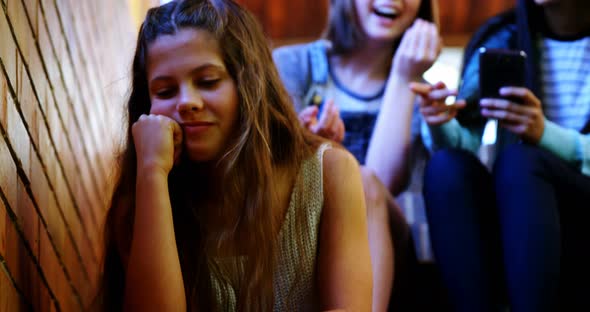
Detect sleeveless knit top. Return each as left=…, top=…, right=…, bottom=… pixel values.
left=212, top=143, right=331, bottom=311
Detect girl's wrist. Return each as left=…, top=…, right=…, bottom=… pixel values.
left=137, top=162, right=170, bottom=178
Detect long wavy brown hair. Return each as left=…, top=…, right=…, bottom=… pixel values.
left=98, top=0, right=321, bottom=310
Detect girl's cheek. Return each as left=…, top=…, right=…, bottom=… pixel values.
left=150, top=101, right=171, bottom=115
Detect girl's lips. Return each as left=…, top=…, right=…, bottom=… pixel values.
left=373, top=6, right=399, bottom=19
left=182, top=122, right=214, bottom=135
left=373, top=13, right=398, bottom=27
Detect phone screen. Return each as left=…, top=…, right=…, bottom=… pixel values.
left=479, top=48, right=527, bottom=103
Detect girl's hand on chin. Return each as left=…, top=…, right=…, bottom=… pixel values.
left=132, top=114, right=183, bottom=174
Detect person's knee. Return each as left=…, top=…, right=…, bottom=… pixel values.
left=424, top=148, right=479, bottom=194
left=360, top=166, right=388, bottom=214
left=494, top=144, right=545, bottom=183
left=360, top=166, right=409, bottom=234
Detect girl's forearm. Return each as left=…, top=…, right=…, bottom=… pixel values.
left=124, top=168, right=186, bottom=312
left=365, top=75, right=415, bottom=195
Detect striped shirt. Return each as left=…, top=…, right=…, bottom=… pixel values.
left=539, top=36, right=590, bottom=131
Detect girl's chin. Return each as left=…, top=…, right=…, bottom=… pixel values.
left=181, top=143, right=215, bottom=162
left=185, top=150, right=217, bottom=163
left=366, top=29, right=404, bottom=42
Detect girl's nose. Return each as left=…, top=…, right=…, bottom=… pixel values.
left=177, top=85, right=204, bottom=113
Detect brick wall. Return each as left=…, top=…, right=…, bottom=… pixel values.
left=0, top=0, right=137, bottom=311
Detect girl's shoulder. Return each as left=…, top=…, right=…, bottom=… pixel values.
left=272, top=39, right=331, bottom=87
left=273, top=40, right=332, bottom=112
left=272, top=39, right=330, bottom=70
left=462, top=9, right=518, bottom=74
left=320, top=145, right=360, bottom=189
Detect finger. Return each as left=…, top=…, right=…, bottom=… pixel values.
left=435, top=27, right=443, bottom=58
left=499, top=87, right=541, bottom=107
left=400, top=19, right=419, bottom=50
left=300, top=105, right=319, bottom=119
left=415, top=20, right=428, bottom=60
left=299, top=106, right=319, bottom=128
left=498, top=122, right=527, bottom=135
left=453, top=99, right=467, bottom=109
left=321, top=103, right=338, bottom=133
left=300, top=106, right=319, bottom=121
left=404, top=21, right=420, bottom=52
left=425, top=112, right=455, bottom=125
left=427, top=23, right=441, bottom=60
left=420, top=103, right=450, bottom=116
left=328, top=105, right=343, bottom=133
left=313, top=100, right=334, bottom=136
left=498, top=118, right=531, bottom=136
left=317, top=99, right=331, bottom=125
left=428, top=88, right=458, bottom=101
left=481, top=108, right=530, bottom=124
left=171, top=121, right=183, bottom=164
left=409, top=82, right=433, bottom=95
left=433, top=81, right=447, bottom=90
left=334, top=118, right=345, bottom=142
left=480, top=98, right=532, bottom=115
left=422, top=21, right=438, bottom=60
left=171, top=121, right=183, bottom=145
left=480, top=98, right=511, bottom=109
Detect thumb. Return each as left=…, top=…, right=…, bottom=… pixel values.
left=172, top=121, right=183, bottom=164
left=300, top=106, right=319, bottom=126
left=453, top=99, right=467, bottom=109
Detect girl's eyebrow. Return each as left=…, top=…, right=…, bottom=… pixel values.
left=150, top=63, right=226, bottom=83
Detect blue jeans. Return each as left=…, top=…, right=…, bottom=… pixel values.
left=424, top=144, right=590, bottom=312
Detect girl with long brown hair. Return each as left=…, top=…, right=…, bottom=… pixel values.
left=99, top=0, right=372, bottom=311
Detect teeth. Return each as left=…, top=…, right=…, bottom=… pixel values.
left=374, top=6, right=398, bottom=15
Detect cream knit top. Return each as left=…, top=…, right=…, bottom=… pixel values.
left=212, top=143, right=330, bottom=311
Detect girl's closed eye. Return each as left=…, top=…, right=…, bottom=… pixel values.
left=198, top=77, right=221, bottom=89
left=154, top=87, right=177, bottom=99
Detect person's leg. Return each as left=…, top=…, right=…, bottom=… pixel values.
left=360, top=166, right=395, bottom=312
left=558, top=186, right=590, bottom=311
left=493, top=144, right=590, bottom=312
left=424, top=148, right=505, bottom=312
left=387, top=185, right=419, bottom=312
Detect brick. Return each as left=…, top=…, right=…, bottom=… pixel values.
left=1, top=76, right=7, bottom=127
left=0, top=100, right=18, bottom=212
left=2, top=208, right=55, bottom=312
left=0, top=244, right=28, bottom=311
left=0, top=8, right=17, bottom=95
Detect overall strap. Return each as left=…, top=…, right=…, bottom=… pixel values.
left=304, top=41, right=330, bottom=109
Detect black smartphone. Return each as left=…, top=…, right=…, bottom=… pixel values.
left=479, top=48, right=527, bottom=103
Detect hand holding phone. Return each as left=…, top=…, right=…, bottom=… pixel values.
left=479, top=48, right=527, bottom=102
left=478, top=48, right=545, bottom=143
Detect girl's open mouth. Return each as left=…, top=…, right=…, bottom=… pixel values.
left=373, top=6, right=399, bottom=20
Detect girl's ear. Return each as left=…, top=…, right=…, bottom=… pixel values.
left=431, top=0, right=440, bottom=30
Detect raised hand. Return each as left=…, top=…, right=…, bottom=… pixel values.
left=132, top=114, right=183, bottom=174
left=410, top=81, right=466, bottom=126
left=298, top=99, right=345, bottom=142
left=392, top=18, right=442, bottom=82
left=480, top=87, right=545, bottom=144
